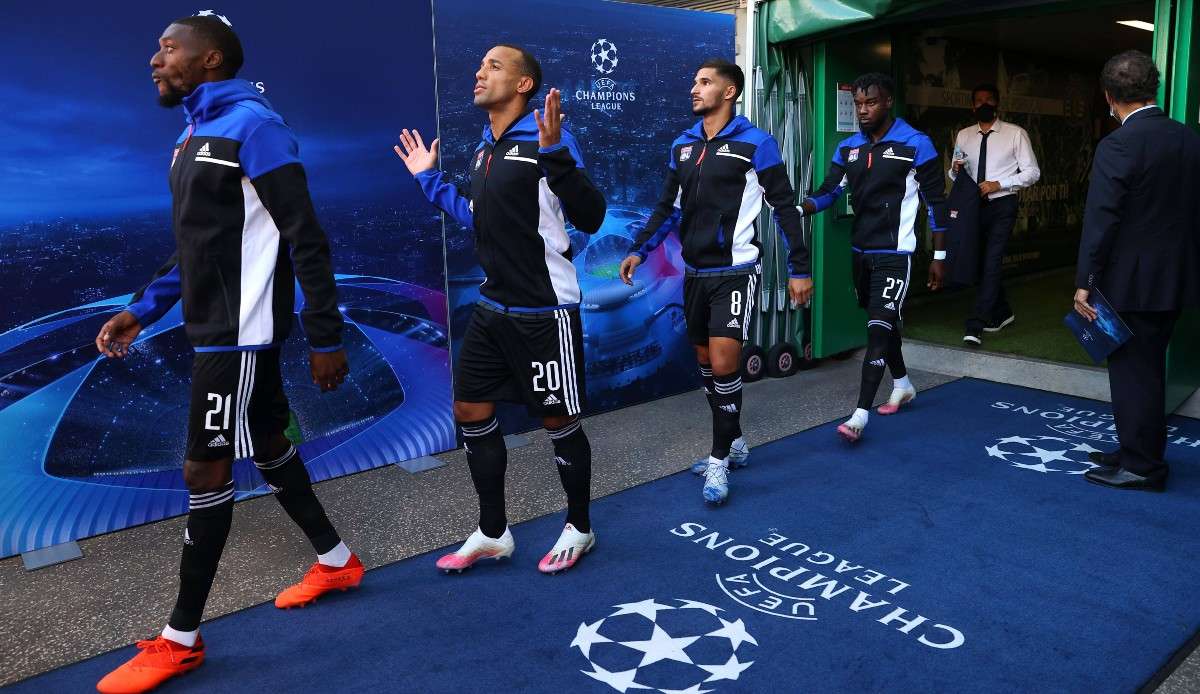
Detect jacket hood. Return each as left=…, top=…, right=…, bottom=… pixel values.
left=182, top=79, right=272, bottom=124
left=681, top=114, right=755, bottom=142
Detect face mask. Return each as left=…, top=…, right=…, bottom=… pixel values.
left=974, top=104, right=997, bottom=122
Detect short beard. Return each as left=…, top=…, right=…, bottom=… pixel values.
left=157, top=83, right=191, bottom=108
left=692, top=102, right=712, bottom=116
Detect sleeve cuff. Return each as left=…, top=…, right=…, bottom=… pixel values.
left=125, top=303, right=150, bottom=324
left=310, top=343, right=344, bottom=353
left=414, top=169, right=439, bottom=181
left=789, top=274, right=811, bottom=279
left=538, top=143, right=568, bottom=154
left=632, top=250, right=648, bottom=261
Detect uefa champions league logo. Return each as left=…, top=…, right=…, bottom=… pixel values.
left=572, top=598, right=757, bottom=692
left=985, top=435, right=1105, bottom=474
left=591, top=39, right=619, bottom=74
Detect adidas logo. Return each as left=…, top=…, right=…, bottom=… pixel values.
left=719, top=403, right=739, bottom=413
left=718, top=144, right=730, bottom=153
left=884, top=301, right=896, bottom=310
left=883, top=147, right=894, bottom=156
left=543, top=393, right=562, bottom=406
left=506, top=145, right=520, bottom=156
left=267, top=483, right=282, bottom=494
left=726, top=318, right=740, bottom=328
left=183, top=529, right=194, bottom=546
left=869, top=358, right=887, bottom=367
left=555, top=456, right=571, bottom=467
left=197, top=142, right=211, bottom=156
left=207, top=433, right=229, bottom=448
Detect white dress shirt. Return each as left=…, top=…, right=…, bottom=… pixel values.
left=948, top=118, right=1041, bottom=200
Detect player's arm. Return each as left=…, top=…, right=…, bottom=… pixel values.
left=913, top=135, right=949, bottom=290
left=96, top=251, right=181, bottom=358
left=754, top=136, right=812, bottom=305
left=619, top=163, right=681, bottom=285
left=799, top=155, right=848, bottom=216
left=536, top=89, right=606, bottom=234
left=395, top=128, right=475, bottom=229
left=243, top=120, right=347, bottom=391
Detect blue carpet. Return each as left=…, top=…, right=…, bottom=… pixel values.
left=11, top=378, right=1200, bottom=693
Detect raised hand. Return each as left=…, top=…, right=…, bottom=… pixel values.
left=393, top=128, right=440, bottom=175
left=534, top=88, right=564, bottom=149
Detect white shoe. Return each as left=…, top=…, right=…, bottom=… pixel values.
left=538, top=523, right=595, bottom=574
left=691, top=438, right=751, bottom=475
left=702, top=459, right=730, bottom=505
left=877, top=386, right=916, bottom=415
left=436, top=527, right=514, bottom=573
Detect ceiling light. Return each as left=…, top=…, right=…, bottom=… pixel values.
left=1116, top=20, right=1155, bottom=31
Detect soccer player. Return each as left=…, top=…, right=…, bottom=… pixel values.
left=394, top=45, right=606, bottom=574
left=94, top=14, right=360, bottom=693
left=799, top=73, right=948, bottom=443
left=618, top=59, right=812, bottom=505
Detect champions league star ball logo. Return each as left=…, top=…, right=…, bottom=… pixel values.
left=985, top=435, right=1105, bottom=474
left=572, top=598, right=756, bottom=693
left=591, top=38, right=619, bottom=74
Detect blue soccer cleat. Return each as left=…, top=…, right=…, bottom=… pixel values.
left=702, top=459, right=729, bottom=505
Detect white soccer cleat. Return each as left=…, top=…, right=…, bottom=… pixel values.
left=691, top=438, right=750, bottom=475
left=435, top=527, right=514, bottom=573
left=538, top=523, right=595, bottom=574
left=877, top=386, right=916, bottom=415
left=702, top=459, right=730, bottom=505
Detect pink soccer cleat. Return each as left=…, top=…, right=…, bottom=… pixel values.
left=877, top=386, right=916, bottom=415
left=436, top=527, right=514, bottom=573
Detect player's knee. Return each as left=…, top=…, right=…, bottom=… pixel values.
left=182, top=458, right=232, bottom=493
left=454, top=400, right=494, bottom=423
left=543, top=414, right=578, bottom=432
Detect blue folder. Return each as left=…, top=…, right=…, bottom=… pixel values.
left=1063, top=289, right=1133, bottom=363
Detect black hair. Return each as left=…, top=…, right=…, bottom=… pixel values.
left=971, top=83, right=1000, bottom=103
left=495, top=44, right=543, bottom=103
left=173, top=14, right=244, bottom=77
left=851, top=72, right=894, bottom=99
left=698, top=58, right=745, bottom=99
left=1101, top=50, right=1160, bottom=103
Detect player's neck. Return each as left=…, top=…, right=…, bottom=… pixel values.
left=702, top=107, right=735, bottom=141
left=488, top=99, right=527, bottom=141
left=868, top=116, right=894, bottom=143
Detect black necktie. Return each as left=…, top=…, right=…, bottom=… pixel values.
left=977, top=130, right=992, bottom=183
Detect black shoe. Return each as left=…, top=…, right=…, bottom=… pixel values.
left=1084, top=466, right=1167, bottom=492
left=1088, top=451, right=1119, bottom=469
left=984, top=314, right=1015, bottom=333
left=963, top=328, right=982, bottom=346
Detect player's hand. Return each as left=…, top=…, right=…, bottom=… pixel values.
left=1073, top=288, right=1097, bottom=322
left=95, top=310, right=142, bottom=358
left=534, top=88, right=564, bottom=149
left=619, top=255, right=642, bottom=285
left=310, top=349, right=349, bottom=392
left=952, top=159, right=965, bottom=174
left=979, top=180, right=1001, bottom=197
left=799, top=200, right=816, bottom=216
left=394, top=129, right=439, bottom=175
left=927, top=260, right=945, bottom=291
left=788, top=277, right=814, bottom=307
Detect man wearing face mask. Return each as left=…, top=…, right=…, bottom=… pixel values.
left=949, top=84, right=1040, bottom=346
left=1073, top=50, right=1200, bottom=492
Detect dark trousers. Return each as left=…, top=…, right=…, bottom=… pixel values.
left=1108, top=310, right=1179, bottom=476
left=966, top=195, right=1019, bottom=331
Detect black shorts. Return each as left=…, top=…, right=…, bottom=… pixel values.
left=454, top=303, right=587, bottom=417
left=683, top=271, right=758, bottom=345
left=186, top=348, right=289, bottom=462
left=853, top=252, right=912, bottom=323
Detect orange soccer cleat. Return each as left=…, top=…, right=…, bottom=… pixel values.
left=96, top=635, right=205, bottom=694
left=275, top=553, right=364, bottom=609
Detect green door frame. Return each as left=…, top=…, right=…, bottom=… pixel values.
left=1161, top=0, right=1200, bottom=411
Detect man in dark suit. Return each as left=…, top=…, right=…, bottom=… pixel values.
left=1074, top=50, right=1200, bottom=492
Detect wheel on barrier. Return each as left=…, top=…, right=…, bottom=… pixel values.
left=766, top=343, right=799, bottom=378
left=741, top=344, right=766, bottom=382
